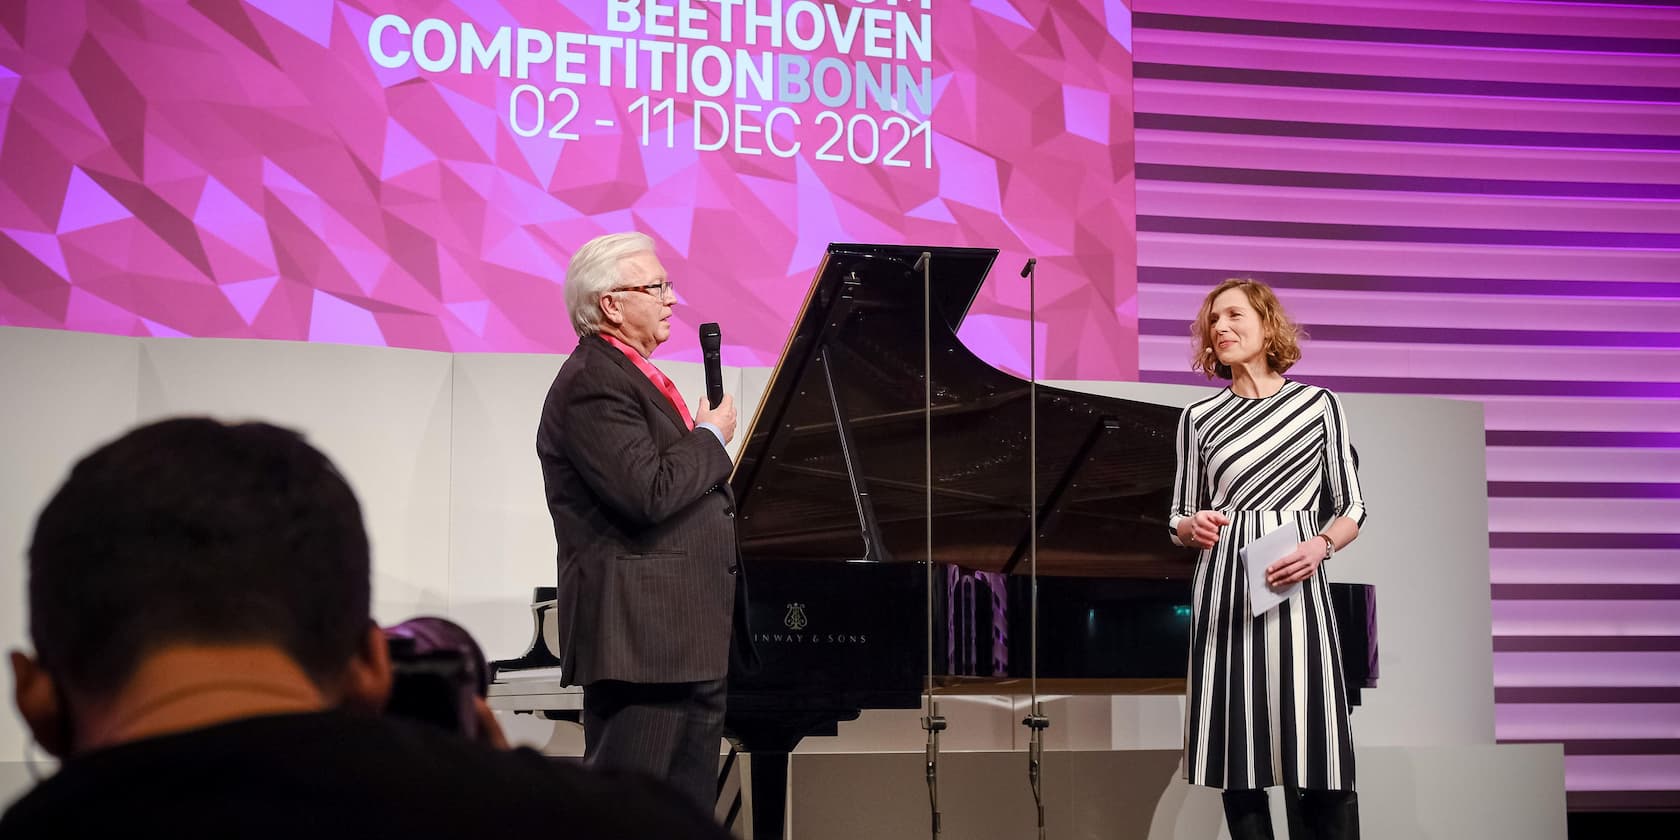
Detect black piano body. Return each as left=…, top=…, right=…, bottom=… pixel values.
left=726, top=244, right=1377, bottom=838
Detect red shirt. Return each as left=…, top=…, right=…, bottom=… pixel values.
left=599, top=334, right=694, bottom=430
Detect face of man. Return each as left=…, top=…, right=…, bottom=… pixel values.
left=600, top=250, right=673, bottom=357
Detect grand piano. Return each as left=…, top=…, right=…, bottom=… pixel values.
left=489, top=243, right=1376, bottom=835
left=722, top=243, right=1377, bottom=838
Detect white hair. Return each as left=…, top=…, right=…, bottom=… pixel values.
left=565, top=232, right=654, bottom=337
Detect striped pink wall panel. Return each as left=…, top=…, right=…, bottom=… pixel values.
left=1133, top=0, right=1680, bottom=811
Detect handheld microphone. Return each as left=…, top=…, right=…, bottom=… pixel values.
left=912, top=251, right=930, bottom=273
left=699, top=322, right=723, bottom=409
left=1020, top=258, right=1036, bottom=278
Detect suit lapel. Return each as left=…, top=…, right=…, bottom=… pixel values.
left=583, top=335, right=689, bottom=435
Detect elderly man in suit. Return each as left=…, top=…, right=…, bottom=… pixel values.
left=536, top=231, right=743, bottom=813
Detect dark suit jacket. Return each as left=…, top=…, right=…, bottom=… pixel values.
left=0, top=711, right=735, bottom=839
left=536, top=334, right=740, bottom=687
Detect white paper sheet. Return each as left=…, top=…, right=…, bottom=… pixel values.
left=1240, top=523, right=1303, bottom=617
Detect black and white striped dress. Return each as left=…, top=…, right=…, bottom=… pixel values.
left=1168, top=379, right=1368, bottom=792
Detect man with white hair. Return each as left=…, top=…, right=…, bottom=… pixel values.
left=535, top=232, right=747, bottom=814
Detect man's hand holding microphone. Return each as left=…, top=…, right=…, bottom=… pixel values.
left=697, top=322, right=736, bottom=445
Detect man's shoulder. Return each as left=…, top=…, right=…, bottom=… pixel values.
left=367, top=719, right=732, bottom=837
left=309, top=712, right=735, bottom=836
left=556, top=337, right=638, bottom=389
left=545, top=339, right=627, bottom=407
left=342, top=721, right=736, bottom=837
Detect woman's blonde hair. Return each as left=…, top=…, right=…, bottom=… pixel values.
left=1189, top=278, right=1304, bottom=380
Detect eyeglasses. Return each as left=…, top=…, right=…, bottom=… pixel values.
left=612, top=281, right=675, bottom=301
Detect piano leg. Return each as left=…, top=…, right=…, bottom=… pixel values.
left=728, top=710, right=853, bottom=840
left=748, top=750, right=790, bottom=840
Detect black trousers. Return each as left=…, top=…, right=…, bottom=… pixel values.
left=1223, top=787, right=1361, bottom=840
left=581, top=678, right=726, bottom=813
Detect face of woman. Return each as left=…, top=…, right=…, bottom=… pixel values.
left=1208, top=286, right=1270, bottom=372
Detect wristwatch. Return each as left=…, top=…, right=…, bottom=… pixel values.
left=1317, top=533, right=1336, bottom=560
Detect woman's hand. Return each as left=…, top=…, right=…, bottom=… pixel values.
left=1181, top=510, right=1230, bottom=550
left=1265, top=539, right=1327, bottom=588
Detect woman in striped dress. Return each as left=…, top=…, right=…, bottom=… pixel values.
left=1168, top=279, right=1368, bottom=840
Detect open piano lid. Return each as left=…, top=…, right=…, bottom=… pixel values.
left=729, top=243, right=1186, bottom=578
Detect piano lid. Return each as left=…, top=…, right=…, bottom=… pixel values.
left=731, top=243, right=1188, bottom=578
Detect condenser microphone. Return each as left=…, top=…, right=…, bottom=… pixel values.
left=699, top=322, right=723, bottom=409
left=1020, top=257, right=1036, bottom=278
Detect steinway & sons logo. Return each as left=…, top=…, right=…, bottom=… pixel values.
left=784, top=602, right=808, bottom=630
left=753, top=602, right=868, bottom=645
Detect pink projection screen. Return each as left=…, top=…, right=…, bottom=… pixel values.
left=0, top=1, right=1138, bottom=380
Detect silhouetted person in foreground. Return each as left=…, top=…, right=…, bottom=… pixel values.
left=2, top=417, right=732, bottom=839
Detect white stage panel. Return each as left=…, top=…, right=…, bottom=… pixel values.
left=135, top=337, right=455, bottom=624
left=0, top=327, right=141, bottom=759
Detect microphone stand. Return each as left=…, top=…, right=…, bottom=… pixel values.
left=1020, top=256, right=1048, bottom=840
left=913, top=250, right=944, bottom=839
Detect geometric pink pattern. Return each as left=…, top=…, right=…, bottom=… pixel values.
left=0, top=1, right=1137, bottom=379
